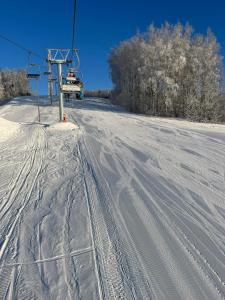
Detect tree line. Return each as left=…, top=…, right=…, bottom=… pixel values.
left=84, top=89, right=111, bottom=99
left=0, top=69, right=29, bottom=101
left=109, top=23, right=225, bottom=122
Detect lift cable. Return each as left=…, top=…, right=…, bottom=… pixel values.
left=71, top=0, right=77, bottom=59
left=0, top=33, right=45, bottom=60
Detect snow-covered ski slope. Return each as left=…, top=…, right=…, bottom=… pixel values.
left=0, top=97, right=225, bottom=300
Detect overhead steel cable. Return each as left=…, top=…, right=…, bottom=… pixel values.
left=0, top=33, right=45, bottom=60
left=71, top=0, right=77, bottom=58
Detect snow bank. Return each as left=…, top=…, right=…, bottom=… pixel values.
left=0, top=117, right=20, bottom=142
left=48, top=122, right=78, bottom=131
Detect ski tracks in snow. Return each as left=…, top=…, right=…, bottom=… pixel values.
left=75, top=121, right=153, bottom=299
left=78, top=140, right=126, bottom=300
left=1, top=98, right=225, bottom=299
left=72, top=100, right=225, bottom=300
left=0, top=124, right=46, bottom=299
left=0, top=115, right=100, bottom=299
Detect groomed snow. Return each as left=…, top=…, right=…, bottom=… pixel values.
left=0, top=117, right=20, bottom=143
left=148, top=116, right=225, bottom=132
left=0, top=97, right=225, bottom=300
left=48, top=121, right=79, bottom=131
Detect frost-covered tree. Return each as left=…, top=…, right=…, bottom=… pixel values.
left=0, top=69, right=29, bottom=100
left=109, top=23, right=224, bottom=122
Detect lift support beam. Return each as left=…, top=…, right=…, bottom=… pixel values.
left=47, top=49, right=76, bottom=122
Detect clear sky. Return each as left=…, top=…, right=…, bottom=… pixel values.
left=0, top=0, right=225, bottom=95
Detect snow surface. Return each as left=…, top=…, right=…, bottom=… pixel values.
left=0, top=117, right=20, bottom=143
left=0, top=96, right=225, bottom=299
left=48, top=122, right=79, bottom=131
left=149, top=116, right=225, bottom=133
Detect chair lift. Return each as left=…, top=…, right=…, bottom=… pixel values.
left=27, top=65, right=41, bottom=79
left=26, top=54, right=41, bottom=122
left=61, top=50, right=84, bottom=99
left=27, top=64, right=41, bottom=80
left=26, top=52, right=41, bottom=80
left=44, top=71, right=52, bottom=76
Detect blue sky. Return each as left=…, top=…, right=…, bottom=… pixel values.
left=0, top=0, right=225, bottom=95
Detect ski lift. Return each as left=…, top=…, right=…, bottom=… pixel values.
left=60, top=49, right=84, bottom=99
left=44, top=71, right=52, bottom=76
left=26, top=53, right=41, bottom=80
left=26, top=54, right=41, bottom=122
left=27, top=63, right=41, bottom=80
left=61, top=67, right=84, bottom=99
